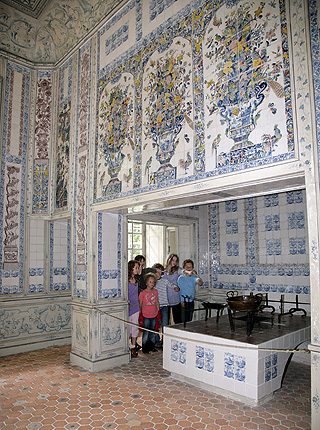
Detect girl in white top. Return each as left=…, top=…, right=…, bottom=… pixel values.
left=163, top=253, right=183, bottom=324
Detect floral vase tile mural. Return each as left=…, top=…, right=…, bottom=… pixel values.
left=142, top=36, right=194, bottom=185
left=203, top=0, right=292, bottom=170
left=97, top=73, right=135, bottom=197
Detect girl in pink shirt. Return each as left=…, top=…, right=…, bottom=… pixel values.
left=139, top=273, right=160, bottom=354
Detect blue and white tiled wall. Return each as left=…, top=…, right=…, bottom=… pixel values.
left=224, top=353, right=246, bottom=382
left=29, top=219, right=45, bottom=293
left=98, top=212, right=122, bottom=299
left=94, top=0, right=295, bottom=203
left=171, top=340, right=187, bottom=364
left=198, top=205, right=210, bottom=288
left=209, top=190, right=310, bottom=313
left=50, top=220, right=71, bottom=292
left=195, top=345, right=214, bottom=373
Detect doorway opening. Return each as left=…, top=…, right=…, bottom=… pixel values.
left=127, top=215, right=197, bottom=268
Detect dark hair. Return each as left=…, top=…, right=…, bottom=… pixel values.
left=152, top=263, right=164, bottom=271
left=165, top=253, right=179, bottom=274
left=144, top=272, right=157, bottom=284
left=182, top=259, right=194, bottom=269
left=134, top=255, right=146, bottom=263
left=128, top=260, right=139, bottom=282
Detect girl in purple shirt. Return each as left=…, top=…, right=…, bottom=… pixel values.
left=128, top=260, right=140, bottom=357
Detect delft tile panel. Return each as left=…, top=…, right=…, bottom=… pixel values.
left=94, top=0, right=296, bottom=204
left=265, top=353, right=278, bottom=383
left=203, top=0, right=291, bottom=169
left=98, top=213, right=122, bottom=299
left=99, top=311, right=124, bottom=353
left=32, top=70, right=52, bottom=214
left=195, top=345, right=214, bottom=372
left=50, top=220, right=71, bottom=292
left=29, top=219, right=45, bottom=293
left=219, top=199, right=246, bottom=265
left=74, top=43, right=91, bottom=299
left=141, top=36, right=195, bottom=185
left=74, top=311, right=89, bottom=353
left=170, top=339, right=187, bottom=364
left=224, top=352, right=246, bottom=383
left=0, top=303, right=71, bottom=339
left=0, top=63, right=30, bottom=295
left=96, top=73, right=135, bottom=198
left=140, top=0, right=192, bottom=42
left=98, top=0, right=136, bottom=75
left=209, top=190, right=310, bottom=303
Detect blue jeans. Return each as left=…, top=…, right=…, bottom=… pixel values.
left=142, top=316, right=156, bottom=353
left=155, top=306, right=169, bottom=345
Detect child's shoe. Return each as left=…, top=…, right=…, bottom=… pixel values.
left=131, top=346, right=138, bottom=358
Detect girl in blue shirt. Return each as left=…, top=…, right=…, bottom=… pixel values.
left=178, top=259, right=203, bottom=322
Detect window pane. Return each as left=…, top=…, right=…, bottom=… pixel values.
left=133, top=234, right=142, bottom=247
left=133, top=223, right=142, bottom=233
left=132, top=250, right=142, bottom=259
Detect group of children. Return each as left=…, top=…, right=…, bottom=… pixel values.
left=128, top=253, right=203, bottom=357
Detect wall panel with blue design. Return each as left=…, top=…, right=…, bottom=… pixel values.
left=98, top=213, right=122, bottom=299
left=29, top=219, right=45, bottom=293
left=50, top=220, right=71, bottom=292
left=209, top=190, right=310, bottom=311
left=94, top=0, right=295, bottom=203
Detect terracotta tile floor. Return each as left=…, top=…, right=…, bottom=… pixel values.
left=0, top=345, right=310, bottom=429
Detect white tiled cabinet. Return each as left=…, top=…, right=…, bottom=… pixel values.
left=163, top=323, right=311, bottom=405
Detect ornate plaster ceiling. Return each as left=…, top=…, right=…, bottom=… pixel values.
left=0, top=0, right=124, bottom=65
left=1, top=0, right=50, bottom=18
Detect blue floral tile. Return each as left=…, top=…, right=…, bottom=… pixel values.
left=224, top=363, right=234, bottom=379
left=226, top=241, right=239, bottom=256
left=265, top=354, right=278, bottom=382
left=226, top=219, right=238, bottom=234
left=225, top=201, right=237, bottom=212
left=287, top=190, right=303, bottom=204
left=224, top=353, right=245, bottom=381
left=195, top=345, right=204, bottom=369
left=235, top=368, right=246, bottom=382
left=265, top=369, right=271, bottom=382
left=171, top=340, right=178, bottom=362
left=272, top=366, right=278, bottom=379
left=265, top=194, right=279, bottom=207
left=272, top=354, right=278, bottom=366
left=179, top=342, right=187, bottom=365
left=289, top=238, right=306, bottom=255
left=204, top=348, right=214, bottom=373
left=265, top=355, right=271, bottom=369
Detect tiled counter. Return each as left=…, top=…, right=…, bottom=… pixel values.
left=163, top=314, right=310, bottom=405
